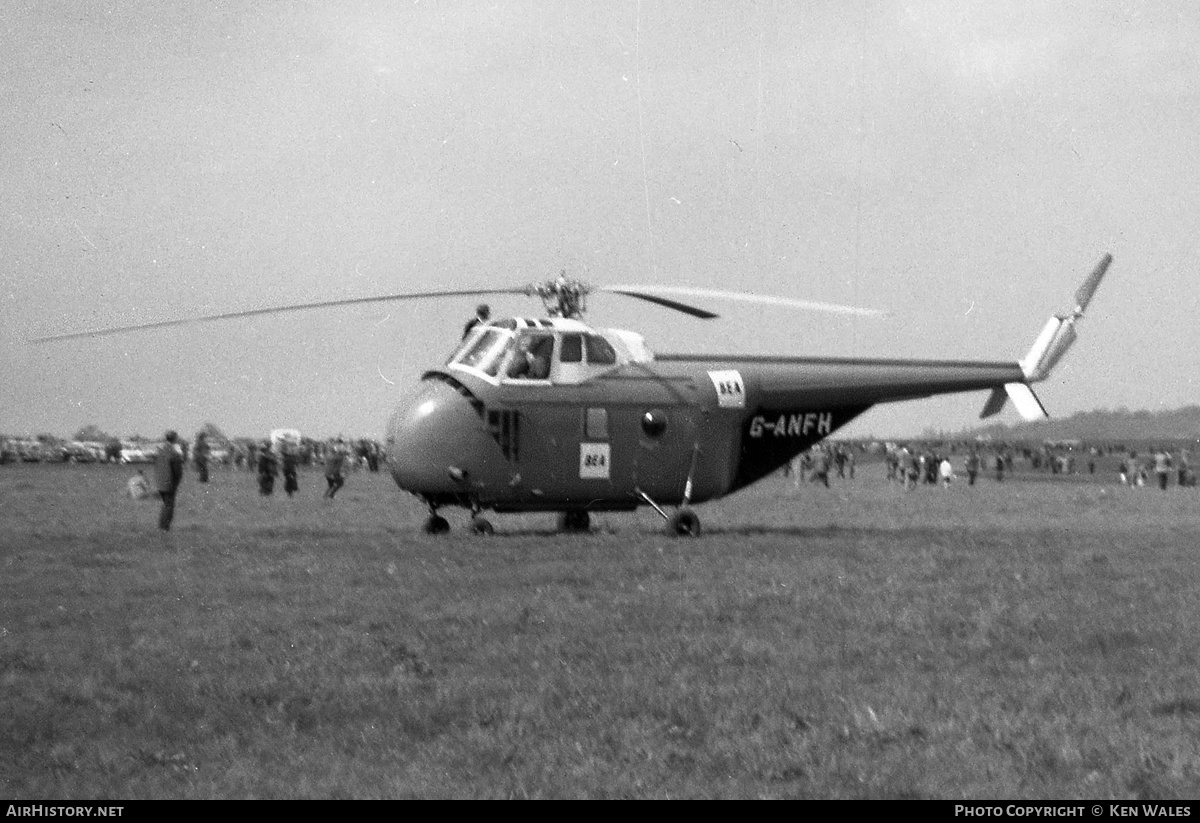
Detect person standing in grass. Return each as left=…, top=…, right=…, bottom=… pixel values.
left=324, top=439, right=347, bottom=499
left=193, top=431, right=211, bottom=483
left=1153, top=448, right=1172, bottom=491
left=939, top=456, right=954, bottom=487
left=281, top=444, right=299, bottom=498
left=902, top=446, right=920, bottom=490
left=809, top=446, right=831, bottom=488
left=257, top=441, right=277, bottom=495
left=153, top=430, right=184, bottom=530
left=964, top=450, right=981, bottom=486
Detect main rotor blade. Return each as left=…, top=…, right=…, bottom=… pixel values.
left=29, top=287, right=532, bottom=343
left=1074, top=252, right=1112, bottom=314
left=601, top=288, right=720, bottom=319
left=602, top=285, right=888, bottom=319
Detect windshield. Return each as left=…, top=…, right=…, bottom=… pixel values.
left=452, top=329, right=512, bottom=376
left=449, top=327, right=622, bottom=381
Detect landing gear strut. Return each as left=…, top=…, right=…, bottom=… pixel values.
left=636, top=488, right=702, bottom=538
left=557, top=511, right=591, bottom=533
left=461, top=498, right=496, bottom=536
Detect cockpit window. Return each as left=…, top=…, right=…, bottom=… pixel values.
left=452, top=327, right=623, bottom=382
left=560, top=333, right=583, bottom=363
left=455, top=329, right=510, bottom=376
left=584, top=334, right=617, bottom=365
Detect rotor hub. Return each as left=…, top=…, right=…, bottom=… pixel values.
left=531, top=271, right=591, bottom=318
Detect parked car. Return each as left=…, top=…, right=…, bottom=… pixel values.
left=120, top=442, right=157, bottom=463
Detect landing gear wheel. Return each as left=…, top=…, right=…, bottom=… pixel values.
left=469, top=516, right=494, bottom=535
left=667, top=508, right=701, bottom=537
left=557, top=511, right=591, bottom=533
left=423, top=514, right=450, bottom=534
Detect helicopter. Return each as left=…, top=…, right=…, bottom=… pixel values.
left=32, top=254, right=1112, bottom=536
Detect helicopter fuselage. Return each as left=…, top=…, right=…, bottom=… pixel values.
left=385, top=318, right=1025, bottom=514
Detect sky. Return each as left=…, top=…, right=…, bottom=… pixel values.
left=3, top=0, right=1198, bottom=440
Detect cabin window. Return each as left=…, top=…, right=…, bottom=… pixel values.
left=560, top=333, right=583, bottom=363
left=584, top=334, right=617, bottom=365
left=585, top=407, right=609, bottom=440
left=505, top=333, right=554, bottom=380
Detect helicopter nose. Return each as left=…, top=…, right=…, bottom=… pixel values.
left=387, top=378, right=491, bottom=494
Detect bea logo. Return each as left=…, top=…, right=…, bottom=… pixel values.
left=708, top=370, right=746, bottom=408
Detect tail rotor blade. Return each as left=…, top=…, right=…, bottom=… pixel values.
left=1074, top=253, right=1112, bottom=315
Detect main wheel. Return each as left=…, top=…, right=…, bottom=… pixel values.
left=557, top=511, right=591, bottom=533
left=667, top=508, right=701, bottom=537
left=423, top=514, right=450, bottom=534
left=469, top=516, right=495, bottom=535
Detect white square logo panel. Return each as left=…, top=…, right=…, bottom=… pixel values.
left=579, top=443, right=611, bottom=479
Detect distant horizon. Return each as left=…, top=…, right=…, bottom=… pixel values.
left=6, top=400, right=1200, bottom=445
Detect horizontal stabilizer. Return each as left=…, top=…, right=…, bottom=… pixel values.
left=980, top=386, right=1008, bottom=418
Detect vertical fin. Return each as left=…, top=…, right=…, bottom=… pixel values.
left=1020, top=254, right=1111, bottom=382
left=1005, top=382, right=1048, bottom=421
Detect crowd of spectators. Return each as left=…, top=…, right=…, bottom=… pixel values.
left=0, top=434, right=386, bottom=472
left=783, top=439, right=1198, bottom=490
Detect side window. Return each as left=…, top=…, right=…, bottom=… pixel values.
left=528, top=335, right=553, bottom=379
left=560, top=333, right=582, bottom=363
left=506, top=334, right=554, bottom=380
left=585, top=408, right=609, bottom=440
left=584, top=334, right=617, bottom=365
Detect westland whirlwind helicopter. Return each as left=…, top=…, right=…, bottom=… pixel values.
left=33, top=254, right=1112, bottom=536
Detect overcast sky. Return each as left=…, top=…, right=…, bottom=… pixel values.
left=3, top=1, right=1197, bottom=440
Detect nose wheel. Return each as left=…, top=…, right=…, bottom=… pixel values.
left=419, top=497, right=495, bottom=535
left=423, top=514, right=450, bottom=534
left=667, top=508, right=701, bottom=537
left=469, top=516, right=495, bottom=535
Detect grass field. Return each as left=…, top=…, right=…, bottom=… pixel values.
left=3, top=460, right=1200, bottom=798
